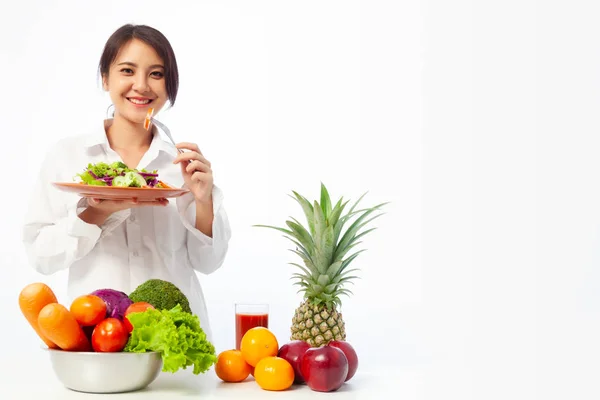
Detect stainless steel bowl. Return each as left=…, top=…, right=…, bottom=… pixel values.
left=44, top=348, right=163, bottom=393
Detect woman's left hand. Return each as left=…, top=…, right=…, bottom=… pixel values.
left=173, top=142, right=213, bottom=204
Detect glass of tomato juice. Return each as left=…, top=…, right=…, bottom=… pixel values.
left=235, top=303, right=269, bottom=350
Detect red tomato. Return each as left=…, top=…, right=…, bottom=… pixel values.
left=92, top=318, right=128, bottom=352
left=123, top=302, right=155, bottom=333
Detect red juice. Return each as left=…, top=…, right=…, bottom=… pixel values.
left=236, top=313, right=269, bottom=350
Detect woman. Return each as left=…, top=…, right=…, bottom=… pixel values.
left=21, top=24, right=231, bottom=341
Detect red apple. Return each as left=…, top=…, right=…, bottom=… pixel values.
left=328, top=340, right=358, bottom=381
left=278, top=340, right=311, bottom=384
left=301, top=346, right=349, bottom=392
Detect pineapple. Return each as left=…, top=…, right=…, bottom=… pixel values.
left=255, top=183, right=387, bottom=347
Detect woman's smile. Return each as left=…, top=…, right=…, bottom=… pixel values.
left=127, top=96, right=154, bottom=107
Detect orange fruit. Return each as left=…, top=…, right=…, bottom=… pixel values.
left=215, top=350, right=252, bottom=382
left=240, top=327, right=279, bottom=367
left=254, top=356, right=295, bottom=391
left=69, top=294, right=107, bottom=326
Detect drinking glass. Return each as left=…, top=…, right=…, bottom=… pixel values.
left=235, top=303, right=269, bottom=350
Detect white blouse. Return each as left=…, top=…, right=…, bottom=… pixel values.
left=21, top=120, right=232, bottom=341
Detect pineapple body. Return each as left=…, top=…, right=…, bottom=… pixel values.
left=291, top=300, right=346, bottom=347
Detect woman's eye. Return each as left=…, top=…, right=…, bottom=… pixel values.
left=151, top=71, right=164, bottom=78
left=120, top=68, right=134, bottom=74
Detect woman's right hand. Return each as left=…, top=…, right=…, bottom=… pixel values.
left=79, top=197, right=168, bottom=226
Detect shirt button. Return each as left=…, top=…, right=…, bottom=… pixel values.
left=129, top=215, right=136, bottom=222
left=132, top=251, right=139, bottom=257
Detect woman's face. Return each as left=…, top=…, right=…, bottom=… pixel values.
left=103, top=38, right=168, bottom=124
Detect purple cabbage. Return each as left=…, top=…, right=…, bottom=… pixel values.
left=88, top=169, right=158, bottom=187
left=99, top=176, right=114, bottom=186
left=147, top=178, right=158, bottom=187
left=140, top=172, right=158, bottom=187
left=90, top=289, right=133, bottom=320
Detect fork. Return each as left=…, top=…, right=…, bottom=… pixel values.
left=150, top=118, right=184, bottom=154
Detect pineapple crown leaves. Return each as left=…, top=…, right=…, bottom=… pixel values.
left=253, top=182, right=389, bottom=308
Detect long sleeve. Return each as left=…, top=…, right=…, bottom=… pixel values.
left=21, top=147, right=126, bottom=275
left=176, top=185, right=232, bottom=275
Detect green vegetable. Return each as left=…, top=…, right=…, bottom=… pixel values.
left=76, top=171, right=107, bottom=186
left=73, top=162, right=157, bottom=187
left=129, top=279, right=192, bottom=313
left=112, top=171, right=147, bottom=187
left=124, top=304, right=216, bottom=375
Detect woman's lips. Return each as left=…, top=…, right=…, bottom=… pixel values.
left=127, top=98, right=154, bottom=107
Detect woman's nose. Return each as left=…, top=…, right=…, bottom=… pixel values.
left=132, top=75, right=149, bottom=92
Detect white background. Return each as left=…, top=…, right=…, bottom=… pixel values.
left=0, top=1, right=598, bottom=399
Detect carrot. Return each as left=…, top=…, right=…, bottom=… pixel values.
left=37, top=303, right=91, bottom=351
left=144, top=107, right=154, bottom=130
left=18, top=283, right=59, bottom=349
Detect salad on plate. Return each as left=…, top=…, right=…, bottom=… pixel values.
left=74, top=162, right=171, bottom=189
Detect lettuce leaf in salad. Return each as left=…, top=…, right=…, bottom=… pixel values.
left=76, top=170, right=108, bottom=186
left=74, top=162, right=160, bottom=187
left=124, top=304, right=217, bottom=375
left=112, top=171, right=148, bottom=187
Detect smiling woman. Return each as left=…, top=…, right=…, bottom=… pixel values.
left=21, top=24, right=231, bottom=343
left=99, top=25, right=178, bottom=118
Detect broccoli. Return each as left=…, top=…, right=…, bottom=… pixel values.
left=129, top=279, right=192, bottom=313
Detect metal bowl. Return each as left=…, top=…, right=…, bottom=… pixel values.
left=43, top=348, right=163, bottom=393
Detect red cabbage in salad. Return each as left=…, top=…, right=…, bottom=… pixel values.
left=74, top=162, right=169, bottom=188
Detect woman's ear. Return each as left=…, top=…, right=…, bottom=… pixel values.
left=102, top=74, right=108, bottom=91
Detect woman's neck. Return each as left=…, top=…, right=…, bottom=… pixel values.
left=105, top=112, right=153, bottom=152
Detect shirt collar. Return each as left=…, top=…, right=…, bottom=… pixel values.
left=83, top=119, right=179, bottom=157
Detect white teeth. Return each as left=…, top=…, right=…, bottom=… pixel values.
left=129, top=98, right=151, bottom=105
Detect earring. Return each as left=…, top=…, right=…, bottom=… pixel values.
left=106, top=104, right=115, bottom=119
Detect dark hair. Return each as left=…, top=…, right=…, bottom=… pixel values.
left=99, top=24, right=179, bottom=105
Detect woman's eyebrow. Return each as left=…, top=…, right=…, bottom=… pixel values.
left=117, top=61, right=164, bottom=69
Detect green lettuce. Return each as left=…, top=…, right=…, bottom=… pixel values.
left=73, top=162, right=158, bottom=187
left=123, top=304, right=217, bottom=375
left=75, top=170, right=107, bottom=185
left=112, top=171, right=147, bottom=187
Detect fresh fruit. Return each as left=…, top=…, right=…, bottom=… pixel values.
left=37, top=303, right=91, bottom=351
left=82, top=325, right=94, bottom=342
left=69, top=294, right=107, bottom=326
left=18, top=282, right=59, bottom=349
left=301, top=346, right=349, bottom=392
left=278, top=340, right=311, bottom=384
left=254, top=356, right=295, bottom=391
left=240, top=327, right=279, bottom=367
left=328, top=340, right=358, bottom=381
left=123, top=302, right=154, bottom=333
left=215, top=349, right=252, bottom=382
left=92, top=318, right=128, bottom=352
left=254, top=184, right=387, bottom=346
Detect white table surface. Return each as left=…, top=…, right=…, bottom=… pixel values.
left=3, top=353, right=411, bottom=399
left=6, top=350, right=560, bottom=399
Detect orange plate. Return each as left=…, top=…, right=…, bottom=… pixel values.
left=52, top=182, right=189, bottom=201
